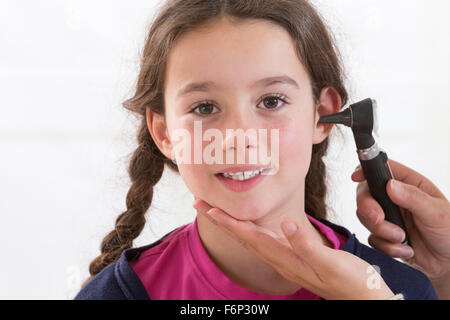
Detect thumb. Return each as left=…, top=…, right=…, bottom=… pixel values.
left=281, top=219, right=331, bottom=270
left=387, top=179, right=438, bottom=223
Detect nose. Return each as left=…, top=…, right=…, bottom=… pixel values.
left=221, top=110, right=259, bottom=163
left=222, top=129, right=257, bottom=151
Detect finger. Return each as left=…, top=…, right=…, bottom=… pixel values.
left=194, top=201, right=283, bottom=252
left=351, top=165, right=365, bottom=182
left=281, top=218, right=337, bottom=277
left=192, top=198, right=213, bottom=213
left=206, top=207, right=290, bottom=255
left=385, top=159, right=446, bottom=199
left=355, top=182, right=407, bottom=243
left=386, top=179, right=444, bottom=225
left=368, top=234, right=415, bottom=259
left=356, top=180, right=385, bottom=226
left=194, top=202, right=248, bottom=245
left=351, top=159, right=446, bottom=200
left=280, top=218, right=373, bottom=297
left=365, top=211, right=408, bottom=243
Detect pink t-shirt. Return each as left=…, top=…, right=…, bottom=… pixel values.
left=130, top=214, right=348, bottom=300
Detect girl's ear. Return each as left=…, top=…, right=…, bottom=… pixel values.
left=312, top=86, right=342, bottom=145
left=146, top=108, right=173, bottom=159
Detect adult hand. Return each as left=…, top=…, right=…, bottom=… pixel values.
left=193, top=199, right=395, bottom=300
left=352, top=159, right=450, bottom=293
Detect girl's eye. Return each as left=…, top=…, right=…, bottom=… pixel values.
left=257, top=94, right=288, bottom=111
left=189, top=94, right=288, bottom=117
left=190, top=101, right=219, bottom=116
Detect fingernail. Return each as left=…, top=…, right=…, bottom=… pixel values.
left=400, top=247, right=414, bottom=259
left=282, top=221, right=297, bottom=236
left=392, top=229, right=405, bottom=243
left=369, top=210, right=379, bottom=224
left=391, top=180, right=403, bottom=195
left=205, top=209, right=218, bottom=224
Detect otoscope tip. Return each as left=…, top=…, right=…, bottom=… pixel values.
left=317, top=108, right=352, bottom=127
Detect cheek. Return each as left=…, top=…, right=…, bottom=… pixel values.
left=169, top=121, right=211, bottom=164
left=268, top=116, right=313, bottom=178
left=177, top=164, right=206, bottom=197
left=172, top=125, right=209, bottom=191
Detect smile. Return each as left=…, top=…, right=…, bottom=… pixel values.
left=215, top=168, right=270, bottom=192
left=220, top=168, right=270, bottom=181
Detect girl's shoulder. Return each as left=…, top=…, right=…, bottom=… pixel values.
left=74, top=222, right=191, bottom=300
left=131, top=222, right=192, bottom=261
left=355, top=240, right=438, bottom=300
left=74, top=262, right=128, bottom=300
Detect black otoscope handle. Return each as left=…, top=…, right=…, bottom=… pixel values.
left=359, top=151, right=410, bottom=245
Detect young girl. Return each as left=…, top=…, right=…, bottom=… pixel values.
left=75, top=0, right=437, bottom=300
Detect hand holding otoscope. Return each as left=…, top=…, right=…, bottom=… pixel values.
left=318, top=98, right=410, bottom=245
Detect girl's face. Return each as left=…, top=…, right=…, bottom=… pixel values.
left=152, top=16, right=333, bottom=221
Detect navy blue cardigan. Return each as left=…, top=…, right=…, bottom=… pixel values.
left=75, top=218, right=438, bottom=300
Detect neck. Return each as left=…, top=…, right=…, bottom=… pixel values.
left=196, top=190, right=334, bottom=295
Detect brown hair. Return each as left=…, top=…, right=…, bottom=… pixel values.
left=84, top=0, right=348, bottom=285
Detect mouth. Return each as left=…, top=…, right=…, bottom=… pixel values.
left=214, top=167, right=271, bottom=192
left=215, top=167, right=271, bottom=181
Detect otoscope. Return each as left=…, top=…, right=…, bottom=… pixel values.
left=318, top=98, right=410, bottom=245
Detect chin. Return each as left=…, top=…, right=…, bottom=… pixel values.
left=217, top=200, right=269, bottom=222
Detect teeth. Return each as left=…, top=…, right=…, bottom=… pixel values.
left=221, top=169, right=267, bottom=181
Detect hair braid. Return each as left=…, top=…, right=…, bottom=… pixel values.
left=83, top=120, right=166, bottom=286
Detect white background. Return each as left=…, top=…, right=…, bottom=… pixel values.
left=0, top=0, right=448, bottom=299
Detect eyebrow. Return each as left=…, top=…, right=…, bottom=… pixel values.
left=176, top=75, right=300, bottom=98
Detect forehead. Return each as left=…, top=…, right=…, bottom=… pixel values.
left=164, top=17, right=310, bottom=95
